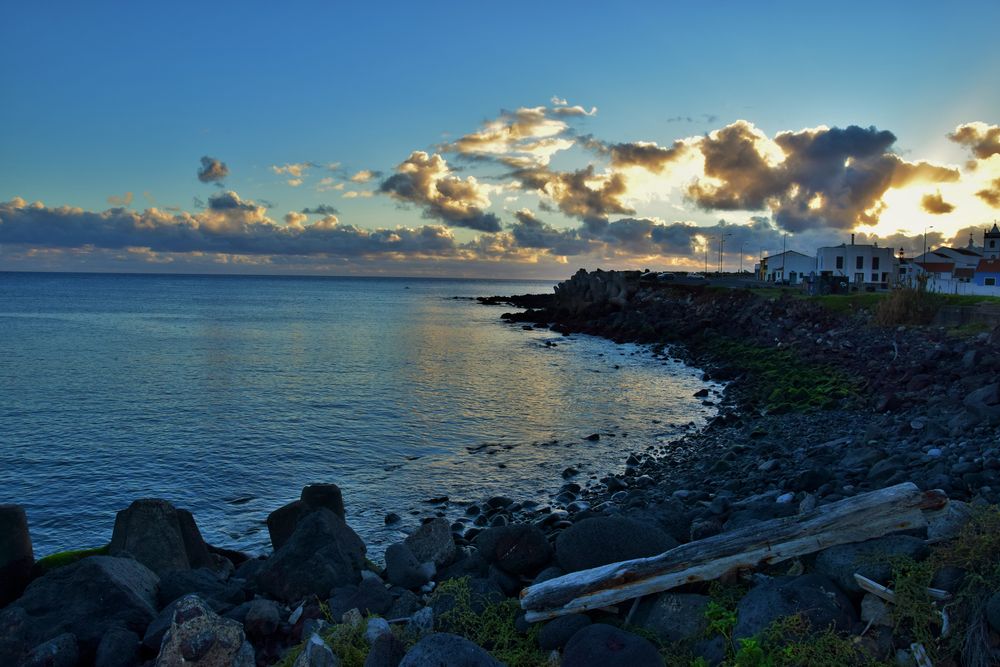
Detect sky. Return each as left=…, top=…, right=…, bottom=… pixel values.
left=2, top=1, right=1000, bottom=278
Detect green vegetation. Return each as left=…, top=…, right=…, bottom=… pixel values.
left=431, top=577, right=548, bottom=667
left=704, top=337, right=860, bottom=412
left=33, top=544, right=110, bottom=574
left=872, top=285, right=941, bottom=326
left=728, top=616, right=892, bottom=667
left=883, top=505, right=1000, bottom=667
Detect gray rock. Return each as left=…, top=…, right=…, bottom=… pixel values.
left=813, top=536, right=929, bottom=594
left=268, top=484, right=347, bottom=552
left=734, top=574, right=856, bottom=641
left=555, top=517, right=677, bottom=573
left=329, top=578, right=393, bottom=618
left=158, top=567, right=243, bottom=607
left=562, top=623, right=663, bottom=666
left=986, top=591, right=1000, bottom=634
left=399, top=633, right=502, bottom=667
left=385, top=543, right=434, bottom=590
left=256, top=509, right=366, bottom=602
left=538, top=614, right=590, bottom=650
left=861, top=594, right=892, bottom=627
left=0, top=504, right=34, bottom=607
left=387, top=589, right=422, bottom=620
left=109, top=498, right=214, bottom=576
left=11, top=555, right=158, bottom=653
left=365, top=632, right=406, bottom=667
left=925, top=501, right=972, bottom=543
left=155, top=595, right=254, bottom=666
left=632, top=593, right=710, bottom=643
left=293, top=633, right=341, bottom=667
left=144, top=599, right=184, bottom=652
left=405, top=519, right=457, bottom=568
left=474, top=524, right=553, bottom=575
left=244, top=598, right=282, bottom=638
left=95, top=628, right=139, bottom=667
left=24, top=632, right=78, bottom=667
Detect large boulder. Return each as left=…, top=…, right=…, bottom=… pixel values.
left=109, top=499, right=214, bottom=575
left=95, top=627, right=140, bottom=667
left=405, top=519, right=457, bottom=568
left=154, top=595, right=254, bottom=666
left=561, top=623, right=663, bottom=666
left=268, top=484, right=347, bottom=551
left=398, top=633, right=502, bottom=667
left=24, top=632, right=79, bottom=667
left=0, top=504, right=34, bottom=606
left=384, top=543, right=434, bottom=590
left=632, top=593, right=711, bottom=644
left=555, top=517, right=677, bottom=573
left=8, top=556, right=159, bottom=657
left=734, top=574, right=857, bottom=641
left=157, top=567, right=245, bottom=608
left=474, top=524, right=552, bottom=575
left=256, top=509, right=366, bottom=603
left=813, top=536, right=929, bottom=594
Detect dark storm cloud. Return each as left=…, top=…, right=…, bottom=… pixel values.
left=948, top=122, right=1000, bottom=159
left=197, top=156, right=229, bottom=184
left=509, top=210, right=593, bottom=256
left=378, top=151, right=502, bottom=232
left=687, top=122, right=959, bottom=233
left=920, top=192, right=956, bottom=214
left=511, top=164, right=634, bottom=223
left=301, top=204, right=340, bottom=216
left=207, top=191, right=259, bottom=212
left=977, top=177, right=1000, bottom=207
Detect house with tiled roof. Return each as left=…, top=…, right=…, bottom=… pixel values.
left=974, top=258, right=1000, bottom=287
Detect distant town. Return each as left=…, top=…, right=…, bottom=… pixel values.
left=753, top=223, right=1000, bottom=296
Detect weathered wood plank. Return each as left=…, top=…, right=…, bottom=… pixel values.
left=521, top=483, right=947, bottom=622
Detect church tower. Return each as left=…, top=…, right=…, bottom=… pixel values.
left=986, top=222, right=1000, bottom=259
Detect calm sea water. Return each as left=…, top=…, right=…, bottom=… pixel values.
left=0, top=272, right=718, bottom=557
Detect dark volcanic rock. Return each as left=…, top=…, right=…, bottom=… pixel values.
left=538, top=614, right=591, bottom=651
left=157, top=567, right=244, bottom=607
left=474, top=524, right=553, bottom=575
left=734, top=574, right=857, bottom=641
left=562, top=623, right=663, bottom=666
left=385, top=543, right=434, bottom=590
left=155, top=595, right=254, bottom=666
left=632, top=593, right=711, bottom=643
left=813, top=535, right=929, bottom=594
left=10, top=555, right=158, bottom=656
left=399, top=632, right=502, bottom=667
left=555, top=517, right=677, bottom=573
left=0, top=504, right=34, bottom=607
left=109, top=498, right=214, bottom=575
left=24, top=632, right=79, bottom=667
left=267, top=483, right=348, bottom=552
left=404, top=518, right=456, bottom=568
left=94, top=627, right=140, bottom=667
left=256, top=509, right=366, bottom=603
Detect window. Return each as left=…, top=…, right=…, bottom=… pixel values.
left=871, top=273, right=878, bottom=282
left=836, top=256, right=844, bottom=269
left=987, top=277, right=997, bottom=286
left=856, top=256, right=864, bottom=269
left=872, top=257, right=880, bottom=270
left=991, top=240, right=997, bottom=248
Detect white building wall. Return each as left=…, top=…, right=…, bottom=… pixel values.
left=816, top=245, right=898, bottom=286
left=763, top=252, right=815, bottom=283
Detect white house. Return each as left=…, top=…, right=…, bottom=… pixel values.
left=816, top=238, right=898, bottom=289
left=759, top=250, right=815, bottom=284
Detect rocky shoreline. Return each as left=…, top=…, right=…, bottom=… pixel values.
left=2, top=269, right=1000, bottom=666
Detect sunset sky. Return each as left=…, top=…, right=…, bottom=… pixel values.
left=2, top=1, right=999, bottom=278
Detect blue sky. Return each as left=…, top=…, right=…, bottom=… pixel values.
left=2, top=1, right=999, bottom=277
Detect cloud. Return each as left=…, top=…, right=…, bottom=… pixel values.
left=272, top=162, right=317, bottom=187
left=378, top=151, right=502, bottom=232
left=976, top=177, right=1000, bottom=207
left=920, top=191, right=956, bottom=214
left=686, top=121, right=959, bottom=233
left=301, top=204, right=340, bottom=215
left=551, top=105, right=597, bottom=117
left=350, top=170, right=382, bottom=183
left=197, top=156, right=229, bottom=184
left=511, top=164, right=634, bottom=223
left=343, top=191, right=374, bottom=199
left=509, top=209, right=593, bottom=256
left=107, top=192, right=133, bottom=207
left=442, top=106, right=574, bottom=167
left=948, top=122, right=1000, bottom=159
left=0, top=197, right=465, bottom=259
left=583, top=136, right=689, bottom=173
left=318, top=177, right=345, bottom=192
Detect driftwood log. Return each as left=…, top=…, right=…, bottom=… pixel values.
left=521, top=482, right=947, bottom=622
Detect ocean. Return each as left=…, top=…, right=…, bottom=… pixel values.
left=0, top=272, right=718, bottom=557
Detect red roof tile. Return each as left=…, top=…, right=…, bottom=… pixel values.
left=976, top=258, right=1000, bottom=273
left=917, top=262, right=955, bottom=273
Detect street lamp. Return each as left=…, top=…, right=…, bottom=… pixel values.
left=739, top=242, right=746, bottom=275
left=719, top=232, right=732, bottom=274
left=923, top=225, right=934, bottom=261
